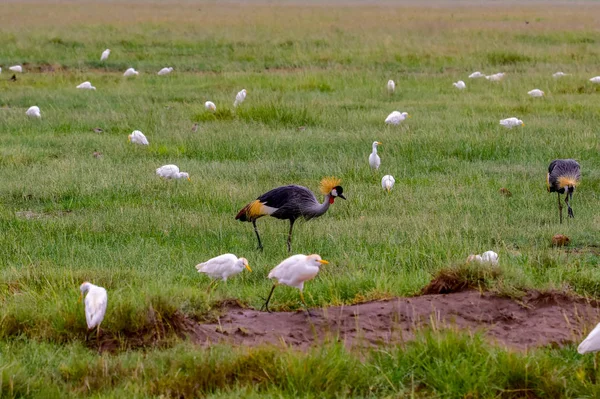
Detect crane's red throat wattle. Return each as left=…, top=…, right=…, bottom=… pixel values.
left=329, top=196, right=335, bottom=204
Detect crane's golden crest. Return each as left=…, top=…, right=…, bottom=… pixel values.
left=319, top=176, right=341, bottom=195
left=246, top=200, right=266, bottom=218
left=558, top=175, right=579, bottom=189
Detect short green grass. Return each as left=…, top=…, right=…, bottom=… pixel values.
left=1, top=1, right=600, bottom=397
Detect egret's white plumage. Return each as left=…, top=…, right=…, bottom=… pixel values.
left=467, top=251, right=499, bottom=266
left=157, top=67, right=173, bottom=75
left=578, top=323, right=600, bottom=354
left=26, top=106, right=41, bottom=118
left=128, top=130, right=149, bottom=145
left=100, top=49, right=110, bottom=61
left=234, top=89, right=247, bottom=107
left=76, top=81, right=96, bottom=90
left=79, top=282, right=108, bottom=332
left=553, top=72, right=567, bottom=78
left=528, top=89, right=544, bottom=97
left=205, top=101, right=216, bottom=112
left=499, top=117, right=524, bottom=128
left=9, top=65, right=23, bottom=73
left=387, top=79, right=395, bottom=94
left=486, top=73, right=505, bottom=81
left=123, top=68, right=139, bottom=77
left=263, top=254, right=329, bottom=312
left=195, top=254, right=251, bottom=281
left=369, top=141, right=382, bottom=170
left=385, top=111, right=410, bottom=125
left=381, top=175, right=395, bottom=192
left=156, top=164, right=190, bottom=181
left=0, top=67, right=2, bottom=74
left=589, top=76, right=600, bottom=83
left=453, top=80, right=466, bottom=90
left=468, top=71, right=484, bottom=79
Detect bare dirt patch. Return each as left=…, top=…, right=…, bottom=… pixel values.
left=184, top=290, right=599, bottom=351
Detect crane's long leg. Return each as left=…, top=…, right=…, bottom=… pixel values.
left=558, top=193, right=563, bottom=224
left=252, top=220, right=263, bottom=250
left=566, top=191, right=574, bottom=219
left=262, top=284, right=277, bottom=313
left=287, top=219, right=296, bottom=253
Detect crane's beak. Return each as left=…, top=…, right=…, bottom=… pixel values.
left=318, top=259, right=329, bottom=265
left=245, top=264, right=252, bottom=272
left=78, top=292, right=83, bottom=303
left=339, top=194, right=346, bottom=200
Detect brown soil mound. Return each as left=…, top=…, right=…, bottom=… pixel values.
left=185, top=290, right=600, bottom=351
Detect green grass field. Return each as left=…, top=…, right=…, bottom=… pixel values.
left=1, top=1, right=600, bottom=397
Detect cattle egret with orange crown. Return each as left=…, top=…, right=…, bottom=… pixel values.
left=385, top=111, right=410, bottom=125
left=157, top=67, right=173, bottom=75
left=123, top=68, right=139, bottom=77
left=453, top=80, right=466, bottom=90
left=262, top=254, right=329, bottom=313
left=578, top=323, right=600, bottom=354
left=234, top=89, right=247, bottom=107
left=100, top=49, right=110, bottom=61
left=76, top=81, right=96, bottom=90
left=195, top=254, right=251, bottom=283
left=381, top=175, right=395, bottom=193
left=369, top=141, right=382, bottom=170
left=156, top=164, right=190, bottom=181
left=205, top=101, right=216, bottom=112
left=387, top=80, right=395, bottom=94
left=26, top=106, right=41, bottom=118
left=128, top=130, right=148, bottom=145
left=79, top=282, right=107, bottom=340
left=499, top=117, right=524, bottom=128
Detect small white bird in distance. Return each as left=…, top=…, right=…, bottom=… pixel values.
left=234, top=89, right=247, bottom=107
left=387, top=79, right=395, bottom=94
left=100, top=49, right=110, bottom=61
left=76, top=81, right=96, bottom=90
left=466, top=250, right=499, bottom=266
left=123, top=68, right=139, bottom=77
left=205, top=101, right=216, bottom=112
left=578, top=323, right=600, bottom=354
left=9, top=65, right=23, bottom=73
left=589, top=76, right=600, bottom=83
left=528, top=89, right=544, bottom=97
left=486, top=73, right=505, bottom=81
left=156, top=164, right=190, bottom=181
left=381, top=175, right=395, bottom=193
left=128, top=130, right=149, bottom=145
left=552, top=72, right=568, bottom=78
left=26, top=106, right=41, bottom=118
left=499, top=117, right=524, bottom=128
left=468, top=71, right=485, bottom=79
left=369, top=141, right=382, bottom=170
left=453, top=80, right=466, bottom=90
left=195, top=254, right=252, bottom=289
left=263, top=254, right=329, bottom=313
left=385, top=111, right=410, bottom=125
left=79, top=282, right=108, bottom=341
left=0, top=67, right=2, bottom=74
left=157, top=67, right=173, bottom=75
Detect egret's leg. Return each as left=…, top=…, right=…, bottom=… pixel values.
left=300, top=291, right=313, bottom=317
left=262, top=284, right=277, bottom=313
left=207, top=279, right=220, bottom=293
left=252, top=220, right=263, bottom=251
left=558, top=193, right=563, bottom=224
left=287, top=219, right=296, bottom=253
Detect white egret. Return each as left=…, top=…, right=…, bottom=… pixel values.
left=263, top=254, right=329, bottom=313
left=369, top=141, right=382, bottom=170
left=0, top=67, right=2, bottom=74
left=156, top=164, right=190, bottom=181
left=528, top=89, right=544, bottom=97
left=157, top=67, right=173, bottom=75
left=205, top=101, right=216, bottom=112
left=9, top=65, right=22, bottom=73
left=499, top=117, right=524, bottom=128
left=553, top=72, right=567, bottom=78
left=468, top=71, right=484, bottom=79
left=381, top=175, right=395, bottom=193
left=453, top=80, right=466, bottom=90
left=76, top=81, right=96, bottom=90
left=385, top=111, right=410, bottom=125
left=79, top=282, right=108, bottom=340
left=234, top=89, right=247, bottom=107
left=486, top=73, right=505, bottom=81
left=123, top=68, right=139, bottom=77
left=467, top=251, right=499, bottom=266
left=26, top=106, right=41, bottom=118
left=195, top=254, right=251, bottom=285
left=589, top=76, right=600, bottom=83
left=387, top=79, right=395, bottom=94
left=100, top=49, right=110, bottom=61
left=578, top=323, right=600, bottom=354
left=128, top=130, right=149, bottom=145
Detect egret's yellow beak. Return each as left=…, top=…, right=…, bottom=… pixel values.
left=187, top=177, right=191, bottom=182
left=376, top=142, right=382, bottom=145
left=245, top=264, right=252, bottom=272
left=522, top=123, right=525, bottom=126
left=318, top=259, right=329, bottom=265
left=407, top=114, right=411, bottom=118
left=78, top=292, right=83, bottom=303
left=387, top=187, right=391, bottom=193
left=128, top=135, right=132, bottom=142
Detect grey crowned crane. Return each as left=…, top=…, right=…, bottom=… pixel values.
left=547, top=159, right=581, bottom=223
left=235, top=177, right=346, bottom=252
